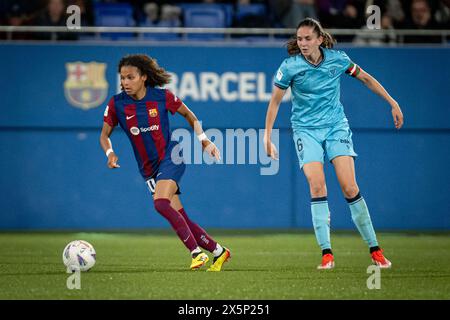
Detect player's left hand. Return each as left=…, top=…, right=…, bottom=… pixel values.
left=202, top=139, right=221, bottom=162
left=391, top=102, right=404, bottom=129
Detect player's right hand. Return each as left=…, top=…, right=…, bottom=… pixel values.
left=264, top=139, right=279, bottom=160
left=202, top=139, right=221, bottom=162
left=107, top=153, right=120, bottom=168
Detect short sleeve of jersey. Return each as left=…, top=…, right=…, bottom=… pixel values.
left=337, top=50, right=362, bottom=78
left=273, top=59, right=293, bottom=90
left=165, top=89, right=183, bottom=115
left=103, top=97, right=118, bottom=127
left=337, top=50, right=353, bottom=72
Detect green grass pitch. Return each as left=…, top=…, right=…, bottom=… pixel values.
left=0, top=231, right=449, bottom=300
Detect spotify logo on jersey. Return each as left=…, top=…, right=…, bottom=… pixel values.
left=130, top=126, right=160, bottom=136
left=130, top=127, right=140, bottom=136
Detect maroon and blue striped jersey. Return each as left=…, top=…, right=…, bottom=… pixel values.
left=103, top=87, right=182, bottom=179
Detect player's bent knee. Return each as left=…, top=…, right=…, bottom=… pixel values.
left=342, top=185, right=359, bottom=199
left=309, top=180, right=327, bottom=197
left=311, top=188, right=327, bottom=198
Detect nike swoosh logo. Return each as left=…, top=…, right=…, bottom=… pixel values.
left=183, top=235, right=190, bottom=243
left=126, top=115, right=135, bottom=120
left=157, top=172, right=162, bottom=177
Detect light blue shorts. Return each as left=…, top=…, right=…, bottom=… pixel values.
left=292, top=122, right=358, bottom=169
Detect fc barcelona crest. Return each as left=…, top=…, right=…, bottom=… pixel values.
left=64, top=61, right=109, bottom=110
left=149, top=108, right=158, bottom=117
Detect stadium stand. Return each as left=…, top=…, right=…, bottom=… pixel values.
left=93, top=2, right=135, bottom=40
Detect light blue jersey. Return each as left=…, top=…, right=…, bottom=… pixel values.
left=274, top=47, right=353, bottom=129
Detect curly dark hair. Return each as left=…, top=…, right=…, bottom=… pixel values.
left=286, top=18, right=336, bottom=56
left=118, top=54, right=171, bottom=88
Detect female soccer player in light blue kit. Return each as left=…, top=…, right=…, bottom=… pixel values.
left=264, top=18, right=404, bottom=269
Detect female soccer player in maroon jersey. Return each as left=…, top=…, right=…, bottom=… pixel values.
left=100, top=54, right=230, bottom=271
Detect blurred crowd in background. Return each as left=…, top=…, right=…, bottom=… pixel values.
left=1, top=0, right=449, bottom=43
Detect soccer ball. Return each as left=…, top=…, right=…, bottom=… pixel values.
left=62, top=240, right=96, bottom=272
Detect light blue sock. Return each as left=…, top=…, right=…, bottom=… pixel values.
left=347, top=194, right=379, bottom=248
left=311, top=197, right=331, bottom=250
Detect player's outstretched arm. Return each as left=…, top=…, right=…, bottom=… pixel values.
left=264, top=86, right=286, bottom=160
left=100, top=122, right=120, bottom=168
left=355, top=68, right=404, bottom=129
left=176, top=103, right=221, bottom=162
